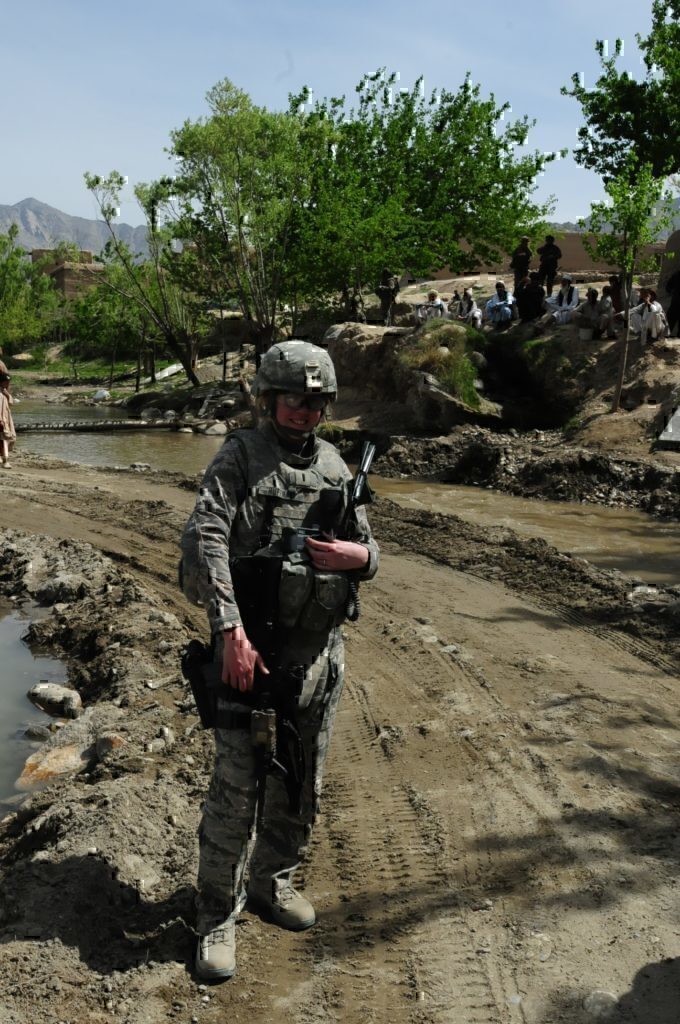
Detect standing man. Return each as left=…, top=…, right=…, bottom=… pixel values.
left=180, top=341, right=379, bottom=981
left=510, top=236, right=533, bottom=291
left=376, top=268, right=400, bottom=325
left=537, top=235, right=562, bottom=297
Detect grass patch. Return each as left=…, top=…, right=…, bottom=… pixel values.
left=398, top=320, right=481, bottom=408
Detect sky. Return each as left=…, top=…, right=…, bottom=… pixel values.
left=0, top=0, right=652, bottom=226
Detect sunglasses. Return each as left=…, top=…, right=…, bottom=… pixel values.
left=280, top=393, right=329, bottom=412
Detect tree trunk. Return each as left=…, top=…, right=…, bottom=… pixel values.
left=610, top=265, right=636, bottom=413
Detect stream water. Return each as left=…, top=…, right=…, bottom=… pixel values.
left=0, top=600, right=65, bottom=808
left=13, top=401, right=680, bottom=586
left=4, top=405, right=680, bottom=794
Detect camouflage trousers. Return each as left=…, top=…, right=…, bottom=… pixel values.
left=196, top=630, right=345, bottom=930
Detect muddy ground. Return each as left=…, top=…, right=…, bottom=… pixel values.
left=2, top=455, right=680, bottom=1024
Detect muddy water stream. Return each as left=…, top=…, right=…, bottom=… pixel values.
left=13, top=402, right=680, bottom=585
left=16, top=401, right=223, bottom=474
left=0, top=601, right=66, bottom=807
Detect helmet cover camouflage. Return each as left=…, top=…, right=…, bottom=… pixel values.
left=253, top=341, right=337, bottom=398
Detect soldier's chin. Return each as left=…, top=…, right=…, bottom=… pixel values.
left=273, top=420, right=313, bottom=443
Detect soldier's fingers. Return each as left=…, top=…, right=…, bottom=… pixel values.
left=255, top=653, right=270, bottom=675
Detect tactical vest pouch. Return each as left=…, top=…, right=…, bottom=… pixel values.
left=278, top=561, right=314, bottom=628
left=299, top=571, right=349, bottom=632
left=278, top=561, right=349, bottom=632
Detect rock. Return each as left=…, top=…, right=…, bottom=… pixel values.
left=163, top=409, right=178, bottom=420
left=93, top=389, right=111, bottom=402
left=140, top=407, right=162, bottom=420
left=35, top=572, right=86, bottom=604
left=95, top=732, right=126, bottom=760
left=120, top=854, right=161, bottom=892
left=203, top=421, right=228, bottom=435
left=23, top=724, right=51, bottom=741
left=469, top=350, right=488, bottom=370
left=130, top=462, right=151, bottom=471
left=148, top=608, right=179, bottom=627
left=582, top=990, right=618, bottom=1018
left=27, top=682, right=82, bottom=719
left=158, top=640, right=173, bottom=654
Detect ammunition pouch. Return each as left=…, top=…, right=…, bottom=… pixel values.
left=278, top=560, right=350, bottom=632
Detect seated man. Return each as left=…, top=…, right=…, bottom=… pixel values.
left=573, top=288, right=601, bottom=332
left=515, top=271, right=545, bottom=322
left=453, top=287, right=483, bottom=329
left=545, top=274, right=580, bottom=325
left=629, top=289, right=669, bottom=344
left=485, top=281, right=515, bottom=327
left=597, top=286, right=617, bottom=339
left=416, top=289, right=448, bottom=323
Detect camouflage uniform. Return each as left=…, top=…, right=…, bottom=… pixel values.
left=181, top=419, right=379, bottom=929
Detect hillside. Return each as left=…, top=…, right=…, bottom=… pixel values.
left=0, top=198, right=148, bottom=256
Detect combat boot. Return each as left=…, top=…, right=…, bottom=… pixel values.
left=195, top=917, right=236, bottom=980
left=248, top=882, right=316, bottom=931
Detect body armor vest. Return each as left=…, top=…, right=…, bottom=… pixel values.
left=229, top=428, right=351, bottom=634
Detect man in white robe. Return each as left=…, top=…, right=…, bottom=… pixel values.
left=545, top=275, right=580, bottom=325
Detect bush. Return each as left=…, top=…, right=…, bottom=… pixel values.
left=398, top=319, right=481, bottom=408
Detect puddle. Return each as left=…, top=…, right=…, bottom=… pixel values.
left=0, top=600, right=67, bottom=808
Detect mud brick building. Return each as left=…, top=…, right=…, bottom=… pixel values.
left=31, top=248, right=104, bottom=299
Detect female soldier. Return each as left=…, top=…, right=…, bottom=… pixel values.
left=180, top=341, right=379, bottom=980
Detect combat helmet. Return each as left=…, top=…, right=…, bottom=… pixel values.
left=253, top=341, right=337, bottom=399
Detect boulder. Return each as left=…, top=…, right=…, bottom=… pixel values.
left=17, top=706, right=123, bottom=789
left=27, top=682, right=82, bottom=719
left=93, top=389, right=110, bottom=402
left=35, top=572, right=86, bottom=605
left=406, top=372, right=501, bottom=432
left=324, top=322, right=411, bottom=392
left=140, top=407, right=162, bottom=420
left=203, top=421, right=228, bottom=435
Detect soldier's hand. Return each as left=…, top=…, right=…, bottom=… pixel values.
left=222, top=626, right=269, bottom=692
left=306, top=536, right=369, bottom=572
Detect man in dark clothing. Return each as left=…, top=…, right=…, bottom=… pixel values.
left=376, top=268, right=400, bottom=325
left=510, top=236, right=533, bottom=291
left=537, top=235, right=562, bottom=297
left=665, top=269, right=680, bottom=337
left=515, top=271, right=546, bottom=322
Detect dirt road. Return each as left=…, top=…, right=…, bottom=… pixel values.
left=1, top=456, right=680, bottom=1024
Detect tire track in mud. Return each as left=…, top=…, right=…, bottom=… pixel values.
left=292, top=587, right=523, bottom=1024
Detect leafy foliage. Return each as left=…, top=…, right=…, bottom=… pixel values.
left=399, top=320, right=480, bottom=408
left=579, top=156, right=675, bottom=292
left=84, top=172, right=213, bottom=384
left=0, top=226, right=62, bottom=353
left=150, top=72, right=556, bottom=345
left=562, top=1, right=680, bottom=178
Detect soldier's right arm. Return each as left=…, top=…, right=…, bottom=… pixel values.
left=179, top=438, right=249, bottom=635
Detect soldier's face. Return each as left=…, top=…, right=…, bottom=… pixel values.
left=275, top=394, right=323, bottom=434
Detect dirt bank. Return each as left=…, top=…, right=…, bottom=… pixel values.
left=1, top=458, right=680, bottom=1023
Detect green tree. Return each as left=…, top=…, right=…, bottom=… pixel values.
left=0, top=225, right=61, bottom=353
left=291, top=71, right=558, bottom=308
left=167, top=80, right=327, bottom=352
left=84, top=171, right=213, bottom=385
left=580, top=157, right=675, bottom=411
left=562, top=1, right=680, bottom=178
left=158, top=73, right=557, bottom=346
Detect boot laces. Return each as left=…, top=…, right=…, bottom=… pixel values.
left=201, top=920, right=233, bottom=949
left=278, top=884, right=300, bottom=906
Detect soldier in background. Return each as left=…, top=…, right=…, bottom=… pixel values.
left=376, top=268, right=400, bottom=324
left=510, top=236, right=533, bottom=291
left=536, top=235, right=562, bottom=297
left=180, top=342, right=379, bottom=981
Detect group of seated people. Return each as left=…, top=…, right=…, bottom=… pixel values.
left=415, top=275, right=671, bottom=344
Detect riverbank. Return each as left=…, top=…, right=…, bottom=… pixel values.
left=2, top=456, right=680, bottom=1023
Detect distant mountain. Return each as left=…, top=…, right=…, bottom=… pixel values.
left=0, top=198, right=149, bottom=257
left=549, top=197, right=680, bottom=240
